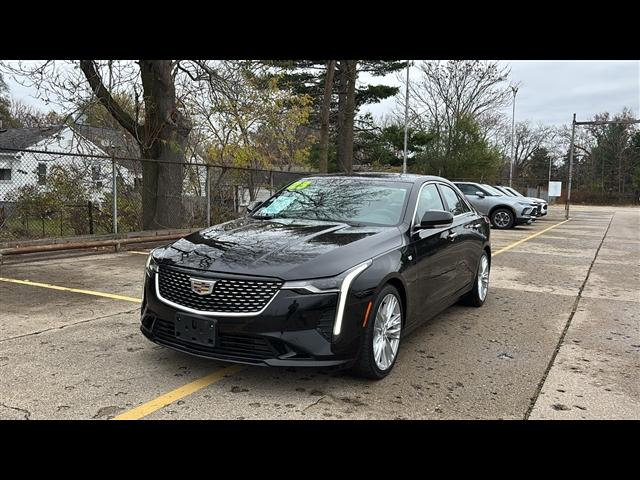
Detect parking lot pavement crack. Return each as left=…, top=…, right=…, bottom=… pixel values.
left=0, top=307, right=140, bottom=343
left=302, top=395, right=327, bottom=411
left=0, top=402, right=31, bottom=420
left=524, top=213, right=615, bottom=420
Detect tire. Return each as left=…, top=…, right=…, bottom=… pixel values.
left=461, top=251, right=490, bottom=307
left=351, top=285, right=403, bottom=380
left=490, top=208, right=515, bottom=229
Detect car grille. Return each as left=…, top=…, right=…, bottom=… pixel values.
left=151, top=317, right=284, bottom=361
left=157, top=266, right=283, bottom=314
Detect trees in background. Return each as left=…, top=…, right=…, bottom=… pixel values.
left=376, top=60, right=513, bottom=179
left=559, top=110, right=639, bottom=199
left=495, top=121, right=556, bottom=180
left=2, top=60, right=637, bottom=210
left=1, top=61, right=194, bottom=229
left=1, top=73, right=17, bottom=128
left=263, top=60, right=405, bottom=173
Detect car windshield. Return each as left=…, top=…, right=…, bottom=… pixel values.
left=252, top=177, right=412, bottom=226
left=507, top=187, right=524, bottom=197
left=494, top=186, right=515, bottom=196
left=481, top=184, right=506, bottom=196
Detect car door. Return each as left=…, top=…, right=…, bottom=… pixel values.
left=408, top=182, right=458, bottom=323
left=437, top=183, right=484, bottom=294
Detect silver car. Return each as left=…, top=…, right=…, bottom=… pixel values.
left=454, top=182, right=536, bottom=229
left=494, top=185, right=548, bottom=217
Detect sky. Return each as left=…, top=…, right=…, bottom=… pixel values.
left=359, top=60, right=639, bottom=126
left=3, top=60, right=639, bottom=128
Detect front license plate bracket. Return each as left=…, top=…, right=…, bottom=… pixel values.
left=175, top=314, right=216, bottom=347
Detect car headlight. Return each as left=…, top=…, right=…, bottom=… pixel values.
left=145, top=250, right=158, bottom=277
left=282, top=260, right=372, bottom=336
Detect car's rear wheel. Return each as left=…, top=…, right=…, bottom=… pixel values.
left=351, top=285, right=402, bottom=380
left=491, top=208, right=514, bottom=229
left=461, top=251, right=490, bottom=307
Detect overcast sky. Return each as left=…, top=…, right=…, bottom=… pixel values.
left=3, top=60, right=639, bottom=128
left=360, top=60, right=639, bottom=126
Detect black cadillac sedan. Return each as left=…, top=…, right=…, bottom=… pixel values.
left=141, top=174, right=491, bottom=379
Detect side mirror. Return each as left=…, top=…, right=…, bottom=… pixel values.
left=417, top=210, right=454, bottom=229
left=246, top=200, right=263, bottom=213
left=475, top=191, right=485, bottom=198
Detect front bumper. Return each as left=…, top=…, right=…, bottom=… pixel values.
left=140, top=269, right=369, bottom=367
left=515, top=206, right=534, bottom=225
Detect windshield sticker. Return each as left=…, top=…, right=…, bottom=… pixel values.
left=287, top=180, right=312, bottom=191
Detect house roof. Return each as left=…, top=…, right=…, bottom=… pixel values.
left=0, top=125, right=64, bottom=150
left=71, top=123, right=140, bottom=158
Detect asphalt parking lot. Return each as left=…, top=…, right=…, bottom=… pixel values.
left=1, top=205, right=638, bottom=420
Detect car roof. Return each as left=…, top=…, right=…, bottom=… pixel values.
left=303, top=172, right=449, bottom=185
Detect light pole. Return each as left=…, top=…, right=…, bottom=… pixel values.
left=508, top=84, right=519, bottom=187
left=402, top=60, right=410, bottom=174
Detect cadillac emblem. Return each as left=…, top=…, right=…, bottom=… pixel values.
left=189, top=278, right=217, bottom=296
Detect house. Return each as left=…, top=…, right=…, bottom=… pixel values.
left=0, top=123, right=141, bottom=204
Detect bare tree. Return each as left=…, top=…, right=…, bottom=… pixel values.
left=496, top=121, right=556, bottom=177
left=1, top=60, right=191, bottom=230
left=399, top=60, right=512, bottom=154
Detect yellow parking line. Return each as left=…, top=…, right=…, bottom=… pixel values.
left=128, top=250, right=150, bottom=255
left=0, top=277, right=141, bottom=303
left=493, top=219, right=570, bottom=257
left=114, top=364, right=245, bottom=420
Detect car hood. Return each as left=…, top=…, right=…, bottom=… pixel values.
left=153, top=216, right=402, bottom=280
left=527, top=197, right=547, bottom=203
left=495, top=195, right=533, bottom=206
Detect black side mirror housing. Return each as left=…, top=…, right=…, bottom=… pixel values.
left=246, top=200, right=263, bottom=213
left=475, top=191, right=485, bottom=198
left=417, top=210, right=454, bottom=229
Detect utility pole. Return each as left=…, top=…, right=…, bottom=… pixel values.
left=402, top=60, right=410, bottom=174
left=509, top=84, right=519, bottom=187
left=565, top=113, right=576, bottom=220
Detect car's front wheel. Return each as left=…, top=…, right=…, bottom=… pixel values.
left=491, top=208, right=515, bottom=229
left=351, top=285, right=403, bottom=380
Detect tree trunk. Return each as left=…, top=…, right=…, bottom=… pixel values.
left=335, top=60, right=358, bottom=173
left=80, top=60, right=191, bottom=231
left=336, top=61, right=347, bottom=172
left=139, top=61, right=191, bottom=230
left=318, top=60, right=336, bottom=173
left=340, top=60, right=358, bottom=174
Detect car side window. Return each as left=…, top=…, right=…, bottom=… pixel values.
left=439, top=184, right=470, bottom=216
left=415, top=183, right=445, bottom=223
left=457, top=183, right=476, bottom=195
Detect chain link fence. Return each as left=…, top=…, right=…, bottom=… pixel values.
left=0, top=147, right=311, bottom=242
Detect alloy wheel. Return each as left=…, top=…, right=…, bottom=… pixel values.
left=373, top=293, right=402, bottom=371
left=494, top=211, right=512, bottom=228
left=478, top=254, right=489, bottom=301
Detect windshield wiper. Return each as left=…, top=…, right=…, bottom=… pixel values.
left=252, top=214, right=281, bottom=220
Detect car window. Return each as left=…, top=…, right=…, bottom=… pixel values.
left=481, top=184, right=505, bottom=196
left=494, top=186, right=513, bottom=196
left=414, top=183, right=445, bottom=223
left=456, top=183, right=478, bottom=195
left=439, top=184, right=470, bottom=216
